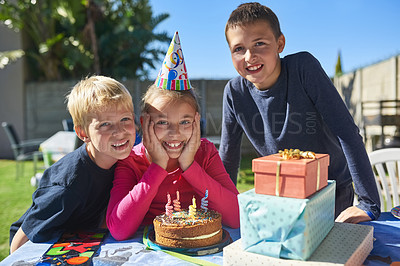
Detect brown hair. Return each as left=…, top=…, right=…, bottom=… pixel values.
left=142, top=84, right=200, bottom=114
left=225, top=2, right=282, bottom=40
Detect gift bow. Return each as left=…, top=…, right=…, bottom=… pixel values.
left=279, top=149, right=316, bottom=160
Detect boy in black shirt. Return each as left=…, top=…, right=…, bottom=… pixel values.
left=10, top=75, right=136, bottom=252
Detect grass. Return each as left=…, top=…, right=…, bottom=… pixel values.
left=0, top=155, right=256, bottom=261
left=0, top=160, right=39, bottom=261
left=237, top=155, right=256, bottom=193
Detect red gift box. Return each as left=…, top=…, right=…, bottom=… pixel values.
left=252, top=153, right=329, bottom=198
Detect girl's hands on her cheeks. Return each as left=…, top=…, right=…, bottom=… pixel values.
left=179, top=112, right=201, bottom=171
left=335, top=206, right=372, bottom=224
left=141, top=113, right=168, bottom=170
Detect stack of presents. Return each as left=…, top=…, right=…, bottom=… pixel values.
left=224, top=149, right=374, bottom=265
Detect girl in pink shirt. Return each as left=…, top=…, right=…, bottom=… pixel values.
left=106, top=85, right=240, bottom=241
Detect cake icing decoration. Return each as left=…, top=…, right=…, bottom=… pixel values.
left=155, top=209, right=220, bottom=225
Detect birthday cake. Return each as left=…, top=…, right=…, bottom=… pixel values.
left=153, top=190, right=222, bottom=248
left=153, top=209, right=222, bottom=248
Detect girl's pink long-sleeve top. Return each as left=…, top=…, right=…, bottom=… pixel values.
left=106, top=138, right=240, bottom=241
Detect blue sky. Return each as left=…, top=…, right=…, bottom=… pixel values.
left=148, top=0, right=400, bottom=79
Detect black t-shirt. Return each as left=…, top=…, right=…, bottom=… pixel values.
left=10, top=144, right=115, bottom=243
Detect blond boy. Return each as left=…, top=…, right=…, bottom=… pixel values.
left=10, top=76, right=136, bottom=252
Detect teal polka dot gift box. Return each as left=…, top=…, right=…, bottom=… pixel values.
left=237, top=181, right=335, bottom=261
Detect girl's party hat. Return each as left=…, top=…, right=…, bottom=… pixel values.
left=154, top=31, right=191, bottom=90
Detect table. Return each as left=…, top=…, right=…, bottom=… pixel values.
left=2, top=212, right=399, bottom=266
left=361, top=212, right=400, bottom=265
left=40, top=131, right=77, bottom=167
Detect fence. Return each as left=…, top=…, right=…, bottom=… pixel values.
left=333, top=54, right=400, bottom=151
left=24, top=79, right=257, bottom=156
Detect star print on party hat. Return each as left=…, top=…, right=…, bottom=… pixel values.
left=155, top=31, right=191, bottom=90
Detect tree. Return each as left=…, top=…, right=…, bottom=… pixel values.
left=0, top=0, right=82, bottom=80
left=0, top=0, right=169, bottom=81
left=0, top=50, right=25, bottom=69
left=0, top=0, right=89, bottom=80
left=93, top=0, right=170, bottom=79
left=335, top=50, right=343, bottom=77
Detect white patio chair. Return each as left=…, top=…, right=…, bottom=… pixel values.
left=368, top=148, right=400, bottom=212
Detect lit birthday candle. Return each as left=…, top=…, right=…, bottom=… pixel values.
left=173, top=190, right=181, bottom=212
left=165, top=192, right=173, bottom=217
left=189, top=196, right=196, bottom=218
left=201, top=189, right=208, bottom=211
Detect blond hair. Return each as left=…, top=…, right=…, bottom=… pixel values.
left=142, top=84, right=200, bottom=113
left=66, top=75, right=133, bottom=131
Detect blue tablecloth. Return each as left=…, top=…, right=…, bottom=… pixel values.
left=1, top=212, right=399, bottom=265
left=362, top=212, right=400, bottom=265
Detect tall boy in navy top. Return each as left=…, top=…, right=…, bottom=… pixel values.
left=220, top=2, right=380, bottom=223
left=9, top=75, right=136, bottom=253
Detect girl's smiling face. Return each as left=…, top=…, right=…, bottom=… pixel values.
left=148, top=100, right=196, bottom=159
left=226, top=21, right=285, bottom=90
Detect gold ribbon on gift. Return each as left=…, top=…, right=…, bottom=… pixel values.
left=275, top=149, right=321, bottom=196
left=276, top=161, right=281, bottom=196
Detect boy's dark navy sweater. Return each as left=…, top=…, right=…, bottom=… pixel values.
left=219, top=52, right=380, bottom=219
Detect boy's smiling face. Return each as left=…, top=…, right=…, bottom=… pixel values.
left=226, top=21, right=285, bottom=90
left=78, top=104, right=136, bottom=169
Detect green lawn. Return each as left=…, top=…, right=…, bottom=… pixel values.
left=237, top=155, right=256, bottom=193
left=0, top=155, right=256, bottom=261
left=0, top=160, right=39, bottom=261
